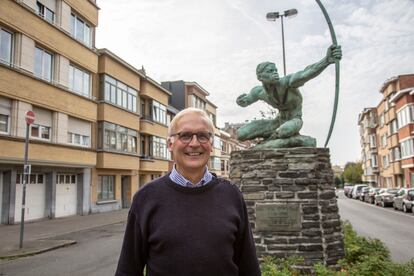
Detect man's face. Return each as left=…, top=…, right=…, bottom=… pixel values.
left=259, top=64, right=279, bottom=84
left=168, top=114, right=213, bottom=176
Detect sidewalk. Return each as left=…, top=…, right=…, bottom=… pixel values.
left=0, top=209, right=129, bottom=260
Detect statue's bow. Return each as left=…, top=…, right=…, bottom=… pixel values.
left=315, top=0, right=340, bottom=148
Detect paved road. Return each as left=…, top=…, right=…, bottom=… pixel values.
left=337, top=191, right=414, bottom=263
left=0, top=222, right=126, bottom=276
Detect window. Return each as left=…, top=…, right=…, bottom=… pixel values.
left=98, top=175, right=115, bottom=201
left=0, top=96, right=11, bottom=134
left=69, top=64, right=90, bottom=97
left=34, top=47, right=53, bottom=81
left=102, top=75, right=137, bottom=113
left=397, top=105, right=414, bottom=129
left=381, top=134, right=387, bottom=148
left=16, top=173, right=45, bottom=184
left=0, top=27, right=13, bottom=65
left=152, top=136, right=168, bottom=159
left=390, top=119, right=398, bottom=134
left=152, top=100, right=167, bottom=125
left=210, top=157, right=221, bottom=170
left=382, top=155, right=389, bottom=168
left=31, top=124, right=51, bottom=140
left=213, top=135, right=221, bottom=149
left=391, top=147, right=401, bottom=161
left=369, top=134, right=376, bottom=148
left=191, top=95, right=206, bottom=110
left=208, top=112, right=216, bottom=126
left=56, top=174, right=77, bottom=184
left=100, top=122, right=137, bottom=154
left=371, top=154, right=378, bottom=167
left=400, top=139, right=414, bottom=159
left=379, top=113, right=385, bottom=127
left=70, top=13, right=91, bottom=46
left=36, top=1, right=54, bottom=23
left=68, top=132, right=89, bottom=147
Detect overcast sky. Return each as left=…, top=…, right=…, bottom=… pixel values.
left=96, top=0, right=414, bottom=166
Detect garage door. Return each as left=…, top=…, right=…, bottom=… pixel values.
left=55, top=174, right=77, bottom=218
left=15, top=173, right=46, bottom=222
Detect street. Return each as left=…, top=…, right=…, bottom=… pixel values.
left=0, top=222, right=126, bottom=276
left=337, top=191, right=414, bottom=263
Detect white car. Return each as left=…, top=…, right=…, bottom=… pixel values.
left=351, top=184, right=368, bottom=199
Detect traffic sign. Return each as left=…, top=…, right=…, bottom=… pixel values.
left=25, top=110, right=35, bottom=125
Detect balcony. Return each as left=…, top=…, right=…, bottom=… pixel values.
left=97, top=152, right=139, bottom=170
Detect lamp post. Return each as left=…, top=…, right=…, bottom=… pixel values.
left=266, top=9, right=298, bottom=76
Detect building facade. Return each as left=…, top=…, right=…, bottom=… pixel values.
left=359, top=74, right=414, bottom=188
left=0, top=0, right=170, bottom=224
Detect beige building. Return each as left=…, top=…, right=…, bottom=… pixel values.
left=358, top=108, right=379, bottom=185
left=0, top=0, right=169, bottom=224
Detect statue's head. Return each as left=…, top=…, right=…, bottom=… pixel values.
left=256, top=62, right=279, bottom=84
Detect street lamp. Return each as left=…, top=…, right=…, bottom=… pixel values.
left=266, top=8, right=298, bottom=76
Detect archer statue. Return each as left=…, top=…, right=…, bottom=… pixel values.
left=236, top=44, right=342, bottom=149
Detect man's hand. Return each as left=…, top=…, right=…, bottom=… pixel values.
left=326, top=44, right=342, bottom=64
left=236, top=93, right=250, bottom=107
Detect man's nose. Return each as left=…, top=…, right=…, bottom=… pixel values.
left=188, top=134, right=200, bottom=145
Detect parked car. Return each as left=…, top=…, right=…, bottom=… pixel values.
left=364, top=187, right=381, bottom=204
left=402, top=190, right=414, bottom=213
left=344, top=185, right=354, bottom=198
left=359, top=187, right=370, bottom=201
left=351, top=184, right=368, bottom=199
left=375, top=188, right=399, bottom=207
left=393, top=188, right=414, bottom=212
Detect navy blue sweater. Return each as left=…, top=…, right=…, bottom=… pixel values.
left=115, top=174, right=261, bottom=276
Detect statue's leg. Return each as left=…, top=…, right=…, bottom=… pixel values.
left=275, top=118, right=303, bottom=138
left=237, top=119, right=278, bottom=141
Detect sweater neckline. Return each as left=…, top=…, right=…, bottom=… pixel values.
left=164, top=173, right=220, bottom=194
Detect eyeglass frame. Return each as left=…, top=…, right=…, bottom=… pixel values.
left=169, top=131, right=213, bottom=144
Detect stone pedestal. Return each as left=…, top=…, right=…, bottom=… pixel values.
left=230, top=148, right=344, bottom=272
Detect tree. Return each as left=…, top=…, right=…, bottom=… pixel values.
left=342, top=162, right=363, bottom=184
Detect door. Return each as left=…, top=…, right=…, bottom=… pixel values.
left=121, top=176, right=131, bottom=209
left=55, top=174, right=77, bottom=217
left=15, top=173, right=46, bottom=222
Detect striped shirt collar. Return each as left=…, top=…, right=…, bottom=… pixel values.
left=169, top=165, right=213, bottom=188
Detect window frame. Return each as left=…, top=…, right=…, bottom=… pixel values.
left=0, top=113, right=9, bottom=134
left=100, top=122, right=137, bottom=154
left=69, top=64, right=90, bottom=97
left=102, top=74, right=138, bottom=113
left=36, top=1, right=55, bottom=23
left=0, top=27, right=13, bottom=66
left=151, top=100, right=167, bottom=125
left=97, top=175, right=115, bottom=201
left=34, top=46, right=53, bottom=82
left=30, top=123, right=51, bottom=141
left=70, top=13, right=91, bottom=47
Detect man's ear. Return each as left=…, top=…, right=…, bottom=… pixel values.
left=167, top=137, right=173, bottom=152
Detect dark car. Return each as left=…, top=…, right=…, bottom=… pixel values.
left=402, top=190, right=414, bottom=213
left=359, top=187, right=370, bottom=201
left=364, top=187, right=381, bottom=204
left=375, top=188, right=399, bottom=207
left=393, top=188, right=414, bottom=212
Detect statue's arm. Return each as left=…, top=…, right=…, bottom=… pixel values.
left=236, top=86, right=264, bottom=107
left=288, top=44, right=341, bottom=88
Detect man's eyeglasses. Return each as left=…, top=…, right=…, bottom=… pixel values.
left=170, top=131, right=213, bottom=144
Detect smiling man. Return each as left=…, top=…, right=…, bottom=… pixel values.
left=115, top=107, right=261, bottom=276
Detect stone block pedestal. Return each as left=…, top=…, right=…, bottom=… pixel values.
left=230, top=148, right=344, bottom=272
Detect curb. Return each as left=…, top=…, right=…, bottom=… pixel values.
left=0, top=240, right=77, bottom=260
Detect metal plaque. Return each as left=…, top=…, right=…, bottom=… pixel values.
left=256, top=203, right=301, bottom=232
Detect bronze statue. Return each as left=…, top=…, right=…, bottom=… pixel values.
left=236, top=44, right=342, bottom=148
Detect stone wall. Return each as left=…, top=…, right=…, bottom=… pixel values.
left=230, top=148, right=344, bottom=272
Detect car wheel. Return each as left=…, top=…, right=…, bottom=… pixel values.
left=403, top=204, right=408, bottom=213
left=393, top=203, right=397, bottom=210
left=371, top=198, right=375, bottom=204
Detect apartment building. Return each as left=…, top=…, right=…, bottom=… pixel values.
left=219, top=129, right=248, bottom=179
left=161, top=81, right=222, bottom=176
left=0, top=0, right=99, bottom=224
left=359, top=74, right=414, bottom=188
left=388, top=75, right=414, bottom=187
left=0, top=0, right=170, bottom=224
left=358, top=108, right=379, bottom=185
